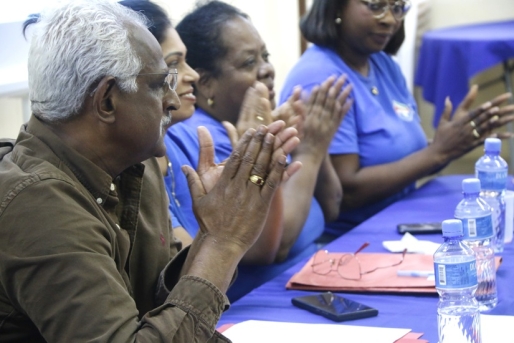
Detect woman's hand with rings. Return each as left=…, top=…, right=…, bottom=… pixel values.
left=235, top=82, right=273, bottom=137
left=469, top=120, right=481, bottom=138
left=431, top=85, right=514, bottom=163
left=464, top=87, right=514, bottom=140
left=271, top=86, right=304, bottom=130
left=292, top=74, right=353, bottom=157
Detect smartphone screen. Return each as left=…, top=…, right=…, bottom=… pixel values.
left=291, top=292, right=378, bottom=322
left=397, top=222, right=442, bottom=234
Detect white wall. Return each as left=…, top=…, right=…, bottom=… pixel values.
left=0, top=0, right=301, bottom=138
left=430, top=0, right=514, bottom=29
left=153, top=0, right=300, bottom=96
left=0, top=98, right=24, bottom=138
left=1, top=0, right=513, bottom=139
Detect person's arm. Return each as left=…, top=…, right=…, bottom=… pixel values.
left=236, top=85, right=286, bottom=264
left=217, top=84, right=298, bottom=265
left=179, top=122, right=301, bottom=291
left=314, top=154, right=343, bottom=222
left=225, top=78, right=351, bottom=262
left=0, top=180, right=227, bottom=343
left=275, top=76, right=352, bottom=261
left=195, top=117, right=302, bottom=265
left=240, top=189, right=284, bottom=264
left=333, top=87, right=514, bottom=210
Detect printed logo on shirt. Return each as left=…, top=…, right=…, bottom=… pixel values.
left=392, top=101, right=414, bottom=122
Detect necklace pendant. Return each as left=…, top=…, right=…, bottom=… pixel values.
left=371, top=87, right=379, bottom=96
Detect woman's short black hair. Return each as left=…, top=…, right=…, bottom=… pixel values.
left=300, top=0, right=347, bottom=50
left=384, top=21, right=405, bottom=55
left=22, top=14, right=40, bottom=38
left=300, top=0, right=405, bottom=55
left=176, top=0, right=248, bottom=77
left=118, top=0, right=171, bottom=44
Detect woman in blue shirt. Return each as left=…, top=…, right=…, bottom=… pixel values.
left=119, top=0, right=201, bottom=247
left=171, top=1, right=353, bottom=301
left=281, top=0, right=514, bottom=234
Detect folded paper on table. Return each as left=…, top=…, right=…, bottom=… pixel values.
left=286, top=252, right=502, bottom=293
left=383, top=232, right=440, bottom=255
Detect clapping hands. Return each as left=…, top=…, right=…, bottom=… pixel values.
left=292, top=74, right=353, bottom=157
left=182, top=83, right=301, bottom=252
left=431, top=85, right=514, bottom=162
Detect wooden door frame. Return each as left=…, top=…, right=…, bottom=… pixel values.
left=298, top=0, right=308, bottom=54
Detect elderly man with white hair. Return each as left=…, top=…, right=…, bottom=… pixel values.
left=0, top=0, right=300, bottom=342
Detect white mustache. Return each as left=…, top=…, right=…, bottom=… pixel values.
left=161, top=112, right=172, bottom=130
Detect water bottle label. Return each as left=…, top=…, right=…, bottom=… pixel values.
left=477, top=170, right=507, bottom=190
left=461, top=214, right=494, bottom=239
left=434, top=260, right=478, bottom=289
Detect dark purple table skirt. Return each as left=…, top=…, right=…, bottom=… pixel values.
left=219, top=175, right=514, bottom=343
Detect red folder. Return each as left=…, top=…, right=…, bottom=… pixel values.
left=287, top=252, right=502, bottom=294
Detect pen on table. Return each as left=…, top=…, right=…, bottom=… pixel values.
left=397, top=270, right=435, bottom=278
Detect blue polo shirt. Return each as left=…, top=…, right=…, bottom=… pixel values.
left=163, top=125, right=205, bottom=235
left=280, top=45, right=427, bottom=234
left=169, top=108, right=324, bottom=301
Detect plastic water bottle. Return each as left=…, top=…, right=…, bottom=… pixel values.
left=475, top=138, right=508, bottom=253
left=454, top=178, right=497, bottom=311
left=435, top=219, right=481, bottom=343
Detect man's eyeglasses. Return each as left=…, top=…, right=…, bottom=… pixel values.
left=311, top=242, right=407, bottom=280
left=87, top=69, right=178, bottom=98
left=360, top=0, right=411, bottom=21
left=137, top=68, right=178, bottom=92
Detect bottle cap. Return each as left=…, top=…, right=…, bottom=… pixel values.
left=442, top=219, right=463, bottom=237
left=462, top=178, right=481, bottom=193
left=484, top=138, right=501, bottom=152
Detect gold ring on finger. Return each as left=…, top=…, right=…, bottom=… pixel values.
left=490, top=115, right=499, bottom=122
left=472, top=128, right=480, bottom=139
left=249, top=174, right=265, bottom=186
left=470, top=120, right=476, bottom=128
left=256, top=115, right=264, bottom=122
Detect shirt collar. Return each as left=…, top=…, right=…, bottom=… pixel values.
left=24, top=115, right=144, bottom=206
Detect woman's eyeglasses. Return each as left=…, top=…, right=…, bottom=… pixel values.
left=311, top=242, right=407, bottom=280
left=360, top=0, right=411, bottom=21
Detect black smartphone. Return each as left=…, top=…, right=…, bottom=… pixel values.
left=397, top=222, right=442, bottom=234
left=291, top=292, right=378, bottom=322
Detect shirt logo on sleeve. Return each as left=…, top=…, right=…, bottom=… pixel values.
left=392, top=101, right=414, bottom=122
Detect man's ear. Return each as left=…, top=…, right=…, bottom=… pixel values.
left=91, top=76, right=117, bottom=124
left=195, top=69, right=216, bottom=100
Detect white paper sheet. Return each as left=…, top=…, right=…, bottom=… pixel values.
left=383, top=232, right=440, bottom=255
left=222, top=320, right=411, bottom=343
left=482, top=314, right=514, bottom=343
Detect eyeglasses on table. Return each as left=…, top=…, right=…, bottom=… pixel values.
left=311, top=242, right=407, bottom=280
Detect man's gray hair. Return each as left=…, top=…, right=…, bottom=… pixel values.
left=27, top=0, right=149, bottom=121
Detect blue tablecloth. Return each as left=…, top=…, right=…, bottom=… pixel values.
left=219, top=175, right=514, bottom=343
left=415, top=20, right=514, bottom=127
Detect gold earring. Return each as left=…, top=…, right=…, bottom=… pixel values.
left=335, top=17, right=342, bottom=24
left=207, top=98, right=214, bottom=107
